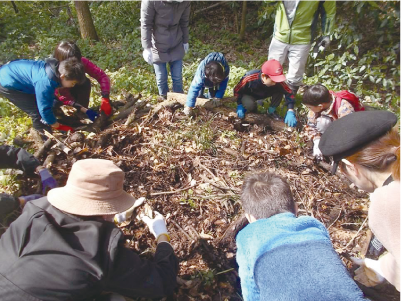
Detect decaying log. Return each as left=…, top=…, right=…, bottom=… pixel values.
left=152, top=92, right=286, bottom=131
left=34, top=138, right=55, bottom=159
left=43, top=150, right=57, bottom=169
left=118, top=93, right=141, bottom=112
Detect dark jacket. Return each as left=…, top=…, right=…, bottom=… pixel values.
left=0, top=145, right=40, bottom=175
left=233, top=69, right=295, bottom=109
left=0, top=59, right=61, bottom=125
left=141, top=0, right=190, bottom=63
left=0, top=197, right=179, bottom=301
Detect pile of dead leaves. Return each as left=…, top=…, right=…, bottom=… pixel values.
left=16, top=104, right=374, bottom=301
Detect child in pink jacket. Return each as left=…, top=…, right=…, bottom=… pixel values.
left=53, top=41, right=112, bottom=122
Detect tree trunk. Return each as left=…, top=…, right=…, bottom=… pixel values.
left=239, top=1, right=247, bottom=41
left=10, top=1, right=19, bottom=13
left=74, top=1, right=99, bottom=42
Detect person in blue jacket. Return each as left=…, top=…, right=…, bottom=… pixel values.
left=184, top=52, right=229, bottom=116
left=236, top=171, right=365, bottom=301
left=0, top=57, right=85, bottom=134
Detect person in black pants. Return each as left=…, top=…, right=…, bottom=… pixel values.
left=0, top=145, right=57, bottom=222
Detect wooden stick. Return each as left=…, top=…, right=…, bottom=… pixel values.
left=170, top=219, right=194, bottom=242
left=344, top=216, right=368, bottom=250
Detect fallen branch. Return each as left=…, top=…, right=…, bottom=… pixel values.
left=149, top=185, right=193, bottom=196
left=194, top=1, right=227, bottom=15
left=34, top=138, right=55, bottom=159
left=170, top=219, right=194, bottom=242
left=43, top=150, right=57, bottom=169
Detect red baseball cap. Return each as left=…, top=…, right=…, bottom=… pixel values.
left=261, top=59, right=286, bottom=82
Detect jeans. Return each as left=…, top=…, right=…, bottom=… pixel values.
left=0, top=83, right=51, bottom=132
left=153, top=60, right=183, bottom=97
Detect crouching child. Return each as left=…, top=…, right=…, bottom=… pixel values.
left=302, top=84, right=364, bottom=159
left=236, top=171, right=365, bottom=301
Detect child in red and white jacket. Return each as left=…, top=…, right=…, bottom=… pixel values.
left=302, top=84, right=364, bottom=159
left=53, top=41, right=112, bottom=122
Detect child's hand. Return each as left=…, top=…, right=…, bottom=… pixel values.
left=236, top=104, right=246, bottom=119
left=85, top=109, right=98, bottom=122
left=313, top=139, right=323, bottom=160
left=351, top=257, right=385, bottom=287
left=100, top=98, right=112, bottom=116
left=284, top=110, right=297, bottom=127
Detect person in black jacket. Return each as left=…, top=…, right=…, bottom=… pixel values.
left=0, top=158, right=178, bottom=301
left=0, top=145, right=57, bottom=222
left=234, top=59, right=297, bottom=127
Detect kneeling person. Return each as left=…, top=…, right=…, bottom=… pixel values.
left=234, top=59, right=297, bottom=127
left=236, top=172, right=365, bottom=301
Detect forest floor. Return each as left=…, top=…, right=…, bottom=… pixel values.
left=10, top=101, right=396, bottom=301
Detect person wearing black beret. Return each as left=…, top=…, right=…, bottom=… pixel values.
left=319, top=110, right=400, bottom=292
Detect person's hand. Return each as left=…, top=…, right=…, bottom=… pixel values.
left=183, top=106, right=193, bottom=116
left=316, top=116, right=332, bottom=133
left=268, top=106, right=276, bottom=114
left=284, top=110, right=297, bottom=127
left=53, top=123, right=74, bottom=133
left=141, top=211, right=170, bottom=241
left=85, top=109, right=98, bottom=122
left=351, top=257, right=385, bottom=287
left=183, top=43, right=189, bottom=54
left=236, top=104, right=246, bottom=119
left=142, top=48, right=153, bottom=65
left=38, top=168, right=58, bottom=194
left=211, top=98, right=221, bottom=107
left=19, top=194, right=43, bottom=207
left=313, top=138, right=323, bottom=160
left=100, top=97, right=112, bottom=116
left=317, top=36, right=330, bottom=50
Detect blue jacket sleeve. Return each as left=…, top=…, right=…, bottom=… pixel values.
left=34, top=79, right=57, bottom=125
left=215, top=77, right=229, bottom=99
left=186, top=62, right=206, bottom=107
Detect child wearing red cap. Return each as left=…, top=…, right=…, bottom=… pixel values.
left=233, top=59, right=297, bottom=127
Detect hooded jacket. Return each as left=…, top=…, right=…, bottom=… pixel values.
left=0, top=197, right=179, bottom=300
left=236, top=213, right=365, bottom=301
left=186, top=52, right=230, bottom=107
left=141, top=0, right=190, bottom=63
left=273, top=1, right=336, bottom=45
left=0, top=59, right=61, bottom=125
left=369, top=180, right=400, bottom=291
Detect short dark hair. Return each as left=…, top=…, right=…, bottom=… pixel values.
left=205, top=61, right=225, bottom=85
left=241, top=172, right=296, bottom=220
left=58, top=57, right=86, bottom=84
left=53, top=40, right=82, bottom=62
left=302, top=84, right=331, bottom=106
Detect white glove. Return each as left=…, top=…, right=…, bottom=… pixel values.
left=183, top=43, right=189, bottom=54
left=313, top=138, right=323, bottom=160
left=316, top=116, right=332, bottom=134
left=211, top=98, right=221, bottom=107
left=142, top=48, right=153, bottom=65
left=114, top=197, right=146, bottom=224
left=141, top=211, right=169, bottom=240
left=183, top=106, right=193, bottom=116
left=351, top=257, right=385, bottom=287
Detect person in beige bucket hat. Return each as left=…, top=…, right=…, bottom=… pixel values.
left=0, top=159, right=178, bottom=301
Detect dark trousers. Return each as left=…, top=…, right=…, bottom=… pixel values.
left=69, top=77, right=91, bottom=108
left=0, top=83, right=51, bottom=132
left=0, top=193, right=19, bottom=222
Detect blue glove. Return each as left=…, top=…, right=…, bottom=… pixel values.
left=268, top=106, right=276, bottom=114
left=19, top=194, right=43, bottom=206
left=85, top=109, right=98, bottom=122
left=284, top=110, right=297, bottom=127
left=236, top=104, right=246, bottom=119
left=38, top=168, right=58, bottom=194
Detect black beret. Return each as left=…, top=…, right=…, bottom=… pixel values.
left=319, top=110, right=398, bottom=174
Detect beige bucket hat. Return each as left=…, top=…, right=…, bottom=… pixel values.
left=48, top=159, right=136, bottom=216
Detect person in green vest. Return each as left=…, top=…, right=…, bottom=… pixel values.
left=267, top=1, right=336, bottom=119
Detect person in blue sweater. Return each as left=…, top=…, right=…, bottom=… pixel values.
left=0, top=57, right=85, bottom=134
left=236, top=171, right=365, bottom=301
left=234, top=59, right=297, bottom=127
left=184, top=52, right=229, bottom=116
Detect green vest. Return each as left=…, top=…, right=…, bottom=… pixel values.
left=273, top=1, right=336, bottom=45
